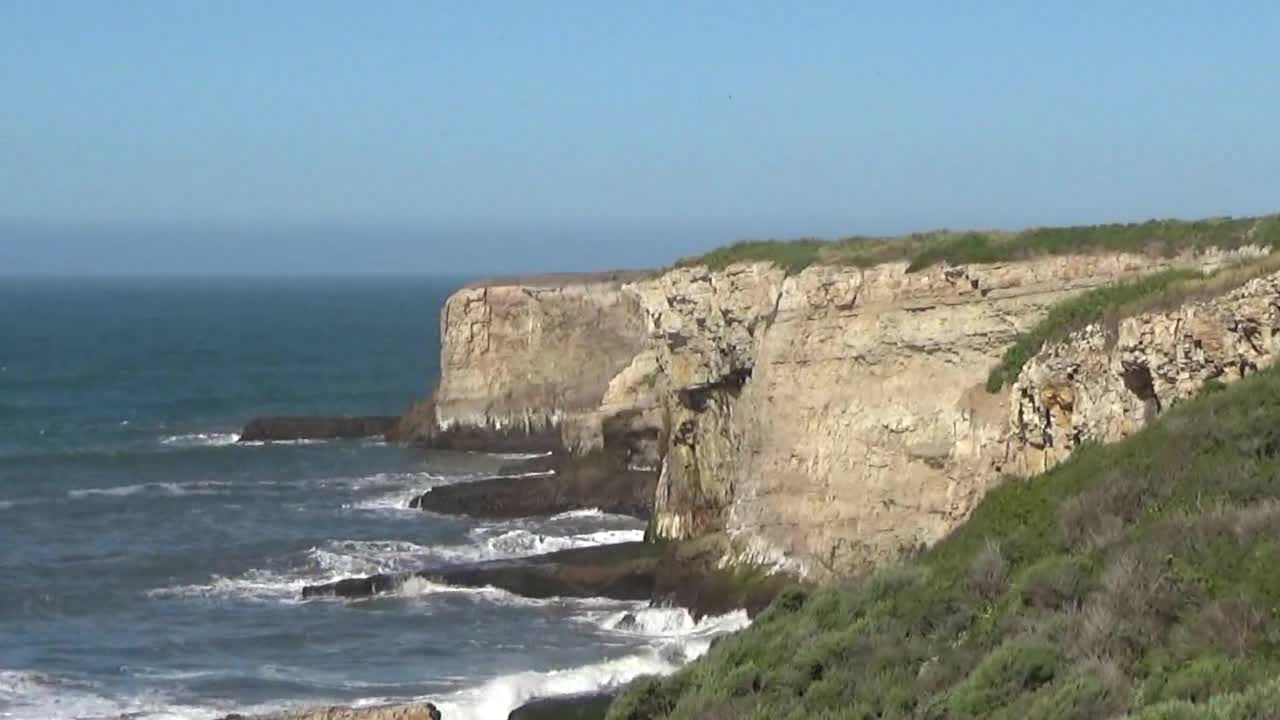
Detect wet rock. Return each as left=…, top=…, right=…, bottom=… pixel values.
left=238, top=416, right=399, bottom=443
left=507, top=692, right=614, bottom=720
left=302, top=542, right=661, bottom=601
left=219, top=702, right=441, bottom=720
left=410, top=451, right=656, bottom=520
left=650, top=535, right=798, bottom=619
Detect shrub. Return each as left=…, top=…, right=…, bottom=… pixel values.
left=1140, top=656, right=1258, bottom=706
left=607, top=675, right=681, bottom=720
left=985, top=269, right=1203, bottom=392
left=945, top=638, right=1062, bottom=717
left=968, top=540, right=1010, bottom=601
left=1014, top=555, right=1094, bottom=611
left=607, top=365, right=1280, bottom=719
left=1021, top=660, right=1129, bottom=720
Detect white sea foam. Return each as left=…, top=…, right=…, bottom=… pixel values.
left=66, top=480, right=233, bottom=500
left=149, top=526, right=644, bottom=605
left=581, top=606, right=752, bottom=640
left=489, top=450, right=554, bottom=460
left=0, top=669, right=217, bottom=720
left=428, top=650, right=675, bottom=720
left=548, top=507, right=604, bottom=520
left=344, top=469, right=556, bottom=512
left=158, top=432, right=241, bottom=447
left=145, top=570, right=318, bottom=604
left=429, top=608, right=750, bottom=720
left=237, top=438, right=327, bottom=447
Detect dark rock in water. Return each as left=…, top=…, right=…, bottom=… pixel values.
left=238, top=415, right=399, bottom=443
left=218, top=703, right=441, bottom=719
left=651, top=534, right=798, bottom=620
left=302, top=542, right=661, bottom=601
left=508, top=692, right=615, bottom=720
left=410, top=451, right=657, bottom=520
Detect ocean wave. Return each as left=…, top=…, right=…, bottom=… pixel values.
left=580, top=606, right=752, bottom=640
left=343, top=469, right=557, bottom=512
left=0, top=669, right=216, bottom=720
left=547, top=508, right=609, bottom=520
left=145, top=570, right=319, bottom=604
left=149, top=527, right=645, bottom=605
left=456, top=528, right=644, bottom=562
left=429, top=638, right=718, bottom=720
left=237, top=438, right=327, bottom=447
left=489, top=451, right=554, bottom=460
left=66, top=480, right=233, bottom=500
left=158, top=432, right=241, bottom=447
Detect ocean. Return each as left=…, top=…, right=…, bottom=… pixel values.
left=0, top=277, right=744, bottom=719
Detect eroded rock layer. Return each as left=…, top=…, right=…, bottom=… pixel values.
left=415, top=248, right=1270, bottom=582
left=1010, top=266, right=1280, bottom=474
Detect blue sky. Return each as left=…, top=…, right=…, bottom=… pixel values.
left=2, top=1, right=1278, bottom=274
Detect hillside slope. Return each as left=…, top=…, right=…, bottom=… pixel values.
left=608, top=361, right=1280, bottom=719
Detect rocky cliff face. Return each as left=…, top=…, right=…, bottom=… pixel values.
left=1010, top=265, right=1280, bottom=475
left=419, top=272, right=652, bottom=452
left=420, top=249, right=1268, bottom=582
left=629, top=254, right=1242, bottom=579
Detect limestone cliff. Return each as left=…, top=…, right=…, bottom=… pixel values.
left=628, top=252, right=1255, bottom=579
left=418, top=248, right=1269, bottom=582
left=1010, top=265, right=1280, bottom=474
left=404, top=271, right=653, bottom=452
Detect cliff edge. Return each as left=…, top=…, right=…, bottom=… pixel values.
left=402, top=216, right=1280, bottom=583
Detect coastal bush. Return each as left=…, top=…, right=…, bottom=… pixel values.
left=674, top=213, right=1280, bottom=276
left=607, top=359, right=1280, bottom=720
left=983, top=268, right=1202, bottom=392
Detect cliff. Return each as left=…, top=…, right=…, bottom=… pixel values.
left=414, top=239, right=1275, bottom=582
left=1010, top=263, right=1280, bottom=474
left=398, top=270, right=655, bottom=453
left=627, top=249, right=1260, bottom=580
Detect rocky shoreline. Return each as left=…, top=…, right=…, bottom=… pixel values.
left=410, top=452, right=657, bottom=520
left=238, top=415, right=400, bottom=443
left=228, top=412, right=784, bottom=719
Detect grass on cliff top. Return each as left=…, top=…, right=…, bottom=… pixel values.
left=675, top=214, right=1280, bottom=275
left=985, top=253, right=1280, bottom=392
left=608, top=361, right=1280, bottom=720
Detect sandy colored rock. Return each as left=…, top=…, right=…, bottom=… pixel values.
left=1010, top=267, right=1280, bottom=474
left=432, top=276, right=649, bottom=436
left=419, top=245, right=1270, bottom=584
left=626, top=250, right=1263, bottom=580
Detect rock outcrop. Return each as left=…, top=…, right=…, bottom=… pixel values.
left=302, top=542, right=662, bottom=602
left=417, top=272, right=653, bottom=452
left=627, top=252, right=1263, bottom=580
left=1009, top=266, right=1280, bottom=474
left=239, top=416, right=399, bottom=443
left=416, top=247, right=1269, bottom=583
left=507, top=693, right=613, bottom=720
left=220, top=703, right=441, bottom=720
left=409, top=452, right=657, bottom=519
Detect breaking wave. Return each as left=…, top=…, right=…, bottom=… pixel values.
left=430, top=608, right=751, bottom=719
left=66, top=480, right=233, bottom=500
left=147, top=527, right=644, bottom=604
left=158, top=432, right=241, bottom=447
left=0, top=669, right=217, bottom=720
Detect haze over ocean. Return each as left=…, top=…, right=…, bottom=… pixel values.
left=3, top=2, right=1279, bottom=275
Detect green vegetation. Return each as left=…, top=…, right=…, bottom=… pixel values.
left=983, top=269, right=1201, bottom=392
left=608, top=361, right=1280, bottom=719
left=675, top=214, right=1280, bottom=275
left=984, top=253, right=1280, bottom=392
